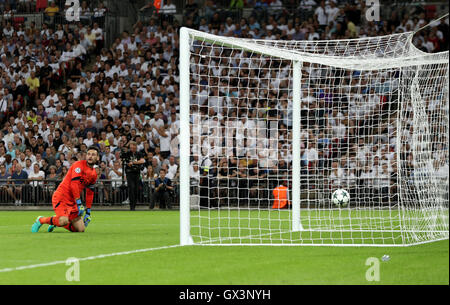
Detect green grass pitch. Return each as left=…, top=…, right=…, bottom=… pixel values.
left=0, top=211, right=448, bottom=285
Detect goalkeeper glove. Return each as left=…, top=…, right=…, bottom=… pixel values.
left=84, top=208, right=91, bottom=227
left=76, top=199, right=85, bottom=217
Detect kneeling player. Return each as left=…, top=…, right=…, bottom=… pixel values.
left=31, top=146, right=99, bottom=233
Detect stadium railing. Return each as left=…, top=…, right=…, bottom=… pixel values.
left=0, top=178, right=178, bottom=207
left=0, top=171, right=438, bottom=208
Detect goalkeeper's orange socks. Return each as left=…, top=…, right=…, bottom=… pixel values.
left=39, top=216, right=60, bottom=227
left=39, top=216, right=76, bottom=232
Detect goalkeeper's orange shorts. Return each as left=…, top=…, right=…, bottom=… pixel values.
left=52, top=191, right=79, bottom=221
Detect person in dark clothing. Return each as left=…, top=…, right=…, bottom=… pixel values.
left=123, top=141, right=145, bottom=210
left=152, top=168, right=174, bottom=209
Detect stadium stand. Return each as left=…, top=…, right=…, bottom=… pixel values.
left=0, top=0, right=448, bottom=207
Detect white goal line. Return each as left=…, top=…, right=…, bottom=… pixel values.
left=0, top=244, right=181, bottom=273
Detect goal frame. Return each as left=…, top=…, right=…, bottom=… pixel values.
left=178, top=27, right=449, bottom=247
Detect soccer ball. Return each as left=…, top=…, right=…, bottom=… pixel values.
left=332, top=189, right=350, bottom=207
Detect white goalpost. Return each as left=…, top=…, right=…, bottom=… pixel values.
left=179, top=26, right=449, bottom=247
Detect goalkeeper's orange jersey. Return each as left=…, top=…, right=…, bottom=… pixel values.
left=55, top=160, right=98, bottom=208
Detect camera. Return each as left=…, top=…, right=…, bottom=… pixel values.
left=120, top=147, right=130, bottom=162
left=120, top=148, right=142, bottom=172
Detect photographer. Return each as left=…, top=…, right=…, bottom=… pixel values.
left=151, top=168, right=174, bottom=210
left=122, top=141, right=145, bottom=211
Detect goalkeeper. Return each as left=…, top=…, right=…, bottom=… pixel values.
left=31, top=146, right=100, bottom=233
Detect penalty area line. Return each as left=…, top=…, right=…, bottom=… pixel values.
left=0, top=244, right=182, bottom=273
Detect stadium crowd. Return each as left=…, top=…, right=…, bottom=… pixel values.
left=0, top=0, right=448, bottom=206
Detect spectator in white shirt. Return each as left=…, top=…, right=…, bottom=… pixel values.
left=24, top=159, right=34, bottom=176
left=190, top=162, right=200, bottom=187
left=165, top=156, right=179, bottom=181
left=83, top=131, right=95, bottom=147
left=160, top=0, right=177, bottom=22
left=157, top=124, right=172, bottom=159
left=109, top=160, right=123, bottom=187
left=327, top=1, right=340, bottom=25
left=303, top=141, right=319, bottom=169
left=315, top=1, right=328, bottom=28
left=329, top=160, right=344, bottom=189
left=28, top=163, right=45, bottom=187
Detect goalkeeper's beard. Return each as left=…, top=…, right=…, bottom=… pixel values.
left=87, top=160, right=97, bottom=167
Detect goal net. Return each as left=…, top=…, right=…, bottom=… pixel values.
left=179, top=27, right=449, bottom=246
